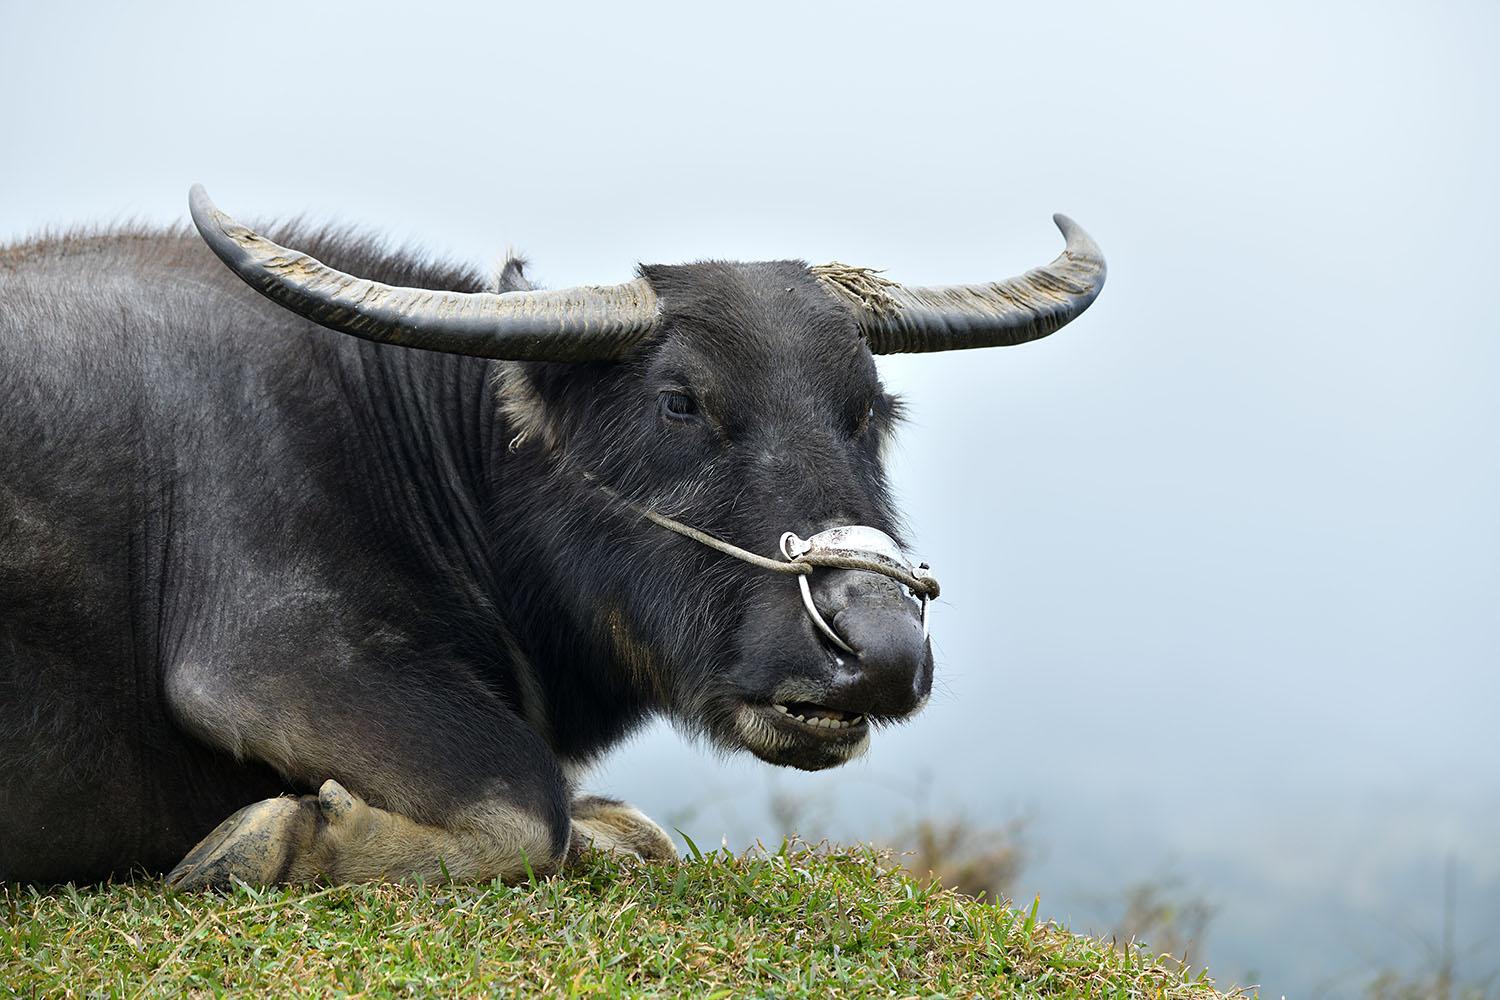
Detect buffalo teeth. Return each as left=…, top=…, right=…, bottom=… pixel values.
left=769, top=704, right=863, bottom=730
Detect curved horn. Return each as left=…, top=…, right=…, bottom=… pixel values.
left=188, top=185, right=659, bottom=361
left=817, top=215, right=1106, bottom=354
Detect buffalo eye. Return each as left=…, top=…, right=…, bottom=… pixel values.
left=658, top=390, right=700, bottom=422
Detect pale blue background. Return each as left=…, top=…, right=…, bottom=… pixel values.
left=3, top=2, right=1496, bottom=995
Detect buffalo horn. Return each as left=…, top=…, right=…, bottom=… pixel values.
left=818, top=215, right=1106, bottom=354
left=188, top=185, right=660, bottom=362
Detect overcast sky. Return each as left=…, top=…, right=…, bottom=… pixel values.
left=3, top=2, right=1496, bottom=995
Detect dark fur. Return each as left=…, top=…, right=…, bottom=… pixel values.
left=0, top=223, right=929, bottom=883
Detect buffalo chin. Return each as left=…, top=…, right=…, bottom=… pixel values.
left=732, top=703, right=870, bottom=771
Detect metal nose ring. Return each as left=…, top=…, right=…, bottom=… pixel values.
left=780, top=528, right=931, bottom=655
left=796, top=572, right=857, bottom=654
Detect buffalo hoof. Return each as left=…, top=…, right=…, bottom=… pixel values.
left=568, top=796, right=678, bottom=865
left=167, top=795, right=318, bottom=890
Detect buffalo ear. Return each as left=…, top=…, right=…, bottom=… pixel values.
left=494, top=255, right=534, bottom=294
left=494, top=362, right=561, bottom=453
left=487, top=259, right=560, bottom=452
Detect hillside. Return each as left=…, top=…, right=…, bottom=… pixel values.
left=4, top=844, right=1250, bottom=998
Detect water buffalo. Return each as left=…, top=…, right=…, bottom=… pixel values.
left=0, top=187, right=1104, bottom=886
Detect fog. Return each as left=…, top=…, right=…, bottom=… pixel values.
left=3, top=1, right=1496, bottom=995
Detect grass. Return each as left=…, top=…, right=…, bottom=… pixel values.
left=3, top=842, right=1250, bottom=999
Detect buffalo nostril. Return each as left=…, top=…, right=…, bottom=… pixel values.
left=829, top=603, right=929, bottom=717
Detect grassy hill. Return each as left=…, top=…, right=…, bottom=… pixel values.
left=4, top=843, right=1250, bottom=998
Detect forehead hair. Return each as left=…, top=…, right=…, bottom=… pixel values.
left=637, top=260, right=875, bottom=399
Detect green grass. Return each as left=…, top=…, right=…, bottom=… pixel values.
left=3, top=843, right=1248, bottom=998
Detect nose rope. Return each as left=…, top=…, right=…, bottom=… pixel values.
left=637, top=509, right=808, bottom=575
left=641, top=508, right=939, bottom=655
left=639, top=507, right=940, bottom=600
left=567, top=464, right=940, bottom=652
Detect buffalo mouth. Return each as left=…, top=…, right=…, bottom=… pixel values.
left=733, top=699, right=871, bottom=770
left=768, top=701, right=866, bottom=733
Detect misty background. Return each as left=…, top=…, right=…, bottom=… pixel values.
left=3, top=1, right=1496, bottom=995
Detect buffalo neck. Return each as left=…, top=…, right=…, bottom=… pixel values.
left=480, top=395, right=663, bottom=765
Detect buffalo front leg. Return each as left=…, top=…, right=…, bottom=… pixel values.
left=567, top=795, right=677, bottom=864
left=168, top=787, right=679, bottom=886
left=163, top=654, right=572, bottom=889
left=167, top=779, right=563, bottom=888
